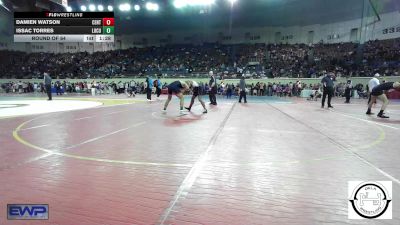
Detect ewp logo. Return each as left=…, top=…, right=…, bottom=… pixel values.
left=7, top=204, right=49, bottom=220
left=348, top=181, right=392, bottom=219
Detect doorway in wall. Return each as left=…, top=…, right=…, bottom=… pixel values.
left=350, top=28, right=359, bottom=43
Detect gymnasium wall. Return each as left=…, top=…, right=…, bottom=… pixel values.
left=119, top=11, right=400, bottom=48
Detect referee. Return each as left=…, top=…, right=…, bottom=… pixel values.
left=238, top=75, right=247, bottom=103
left=208, top=71, right=217, bottom=105
left=321, top=73, right=334, bottom=108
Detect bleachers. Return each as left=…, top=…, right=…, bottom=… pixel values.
left=1, top=39, right=400, bottom=79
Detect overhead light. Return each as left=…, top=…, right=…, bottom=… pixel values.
left=107, top=5, right=113, bottom=11
left=146, top=2, right=159, bottom=11
left=80, top=5, right=87, bottom=11
left=173, top=0, right=215, bottom=8
left=0, top=0, right=11, bottom=11
left=134, top=4, right=140, bottom=11
left=89, top=4, right=96, bottom=11
left=204, top=0, right=216, bottom=5
left=173, top=0, right=186, bottom=9
left=98, top=5, right=104, bottom=11
left=153, top=3, right=159, bottom=11
left=119, top=3, right=131, bottom=11
left=146, top=2, right=153, bottom=10
left=66, top=6, right=72, bottom=12
left=228, top=0, right=237, bottom=3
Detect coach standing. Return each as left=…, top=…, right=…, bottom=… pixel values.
left=44, top=72, right=52, bottom=101
left=155, top=75, right=162, bottom=99
left=146, top=76, right=153, bottom=101
left=321, top=72, right=334, bottom=108
left=209, top=71, right=217, bottom=105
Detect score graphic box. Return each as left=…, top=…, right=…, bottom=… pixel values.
left=14, top=12, right=114, bottom=43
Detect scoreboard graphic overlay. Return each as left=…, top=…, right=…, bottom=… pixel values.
left=14, top=12, right=114, bottom=43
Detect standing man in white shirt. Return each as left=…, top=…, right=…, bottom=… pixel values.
left=368, top=73, right=380, bottom=104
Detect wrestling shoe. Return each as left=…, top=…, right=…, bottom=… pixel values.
left=377, top=113, right=389, bottom=118
left=366, top=110, right=374, bottom=115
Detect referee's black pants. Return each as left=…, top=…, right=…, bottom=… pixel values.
left=209, top=87, right=217, bottom=105
left=321, top=86, right=333, bottom=107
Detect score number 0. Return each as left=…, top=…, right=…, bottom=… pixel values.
left=103, top=18, right=114, bottom=26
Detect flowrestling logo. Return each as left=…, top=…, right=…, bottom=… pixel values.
left=7, top=204, right=49, bottom=220
left=348, top=181, right=392, bottom=219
